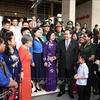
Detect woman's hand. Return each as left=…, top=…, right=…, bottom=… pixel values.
left=95, top=60, right=100, bottom=65
left=31, top=63, right=35, bottom=67
left=14, top=81, right=18, bottom=89
left=8, top=78, right=18, bottom=89
left=49, top=56, right=56, bottom=62
left=53, top=56, right=56, bottom=60
left=20, top=72, right=24, bottom=82
left=44, top=62, right=48, bottom=67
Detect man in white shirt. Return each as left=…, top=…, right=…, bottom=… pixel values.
left=18, top=18, right=24, bottom=28
left=10, top=18, right=22, bottom=49
left=32, top=16, right=37, bottom=28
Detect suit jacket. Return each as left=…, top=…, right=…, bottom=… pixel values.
left=56, top=39, right=78, bottom=69
left=95, top=38, right=100, bottom=46
left=93, top=28, right=98, bottom=35
left=95, top=43, right=100, bottom=60
left=93, top=28, right=98, bottom=44
left=93, top=43, right=100, bottom=71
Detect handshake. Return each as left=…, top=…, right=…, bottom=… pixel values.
left=44, top=56, right=56, bottom=67
left=49, top=56, right=56, bottom=62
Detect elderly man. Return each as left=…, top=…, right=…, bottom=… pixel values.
left=56, top=29, right=78, bottom=99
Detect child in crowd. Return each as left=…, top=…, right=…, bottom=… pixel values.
left=74, top=55, right=89, bottom=100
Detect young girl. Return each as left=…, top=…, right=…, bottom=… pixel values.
left=43, top=30, right=56, bottom=92
left=74, top=55, right=89, bottom=100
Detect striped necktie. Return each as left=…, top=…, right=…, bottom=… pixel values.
left=66, top=40, right=68, bottom=51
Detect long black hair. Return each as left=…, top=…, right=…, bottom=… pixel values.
left=2, top=31, right=14, bottom=56
left=32, top=27, right=43, bottom=46
left=0, top=37, right=8, bottom=77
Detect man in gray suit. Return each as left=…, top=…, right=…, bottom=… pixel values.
left=56, top=29, right=78, bottom=99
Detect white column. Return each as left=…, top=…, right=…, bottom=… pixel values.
left=62, top=0, right=76, bottom=26
left=91, top=0, right=100, bottom=30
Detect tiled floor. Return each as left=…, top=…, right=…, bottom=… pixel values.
left=32, top=88, right=60, bottom=97
left=32, top=87, right=68, bottom=97
left=32, top=92, right=98, bottom=100
left=32, top=88, right=98, bottom=100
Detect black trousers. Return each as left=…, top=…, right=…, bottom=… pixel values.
left=77, top=85, right=86, bottom=100
left=97, top=71, right=100, bottom=99
left=58, top=69, right=74, bottom=94
left=84, top=69, right=92, bottom=100
left=97, top=71, right=100, bottom=91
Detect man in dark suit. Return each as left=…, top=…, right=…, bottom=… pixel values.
left=95, top=31, right=100, bottom=46
left=93, top=31, right=100, bottom=96
left=56, top=29, right=78, bottom=99
left=95, top=42, right=100, bottom=100
left=93, top=24, right=99, bottom=44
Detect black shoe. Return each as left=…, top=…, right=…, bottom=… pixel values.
left=68, top=92, right=74, bottom=99
left=69, top=94, right=74, bottom=99
left=57, top=91, right=65, bottom=97
left=36, top=87, right=41, bottom=91
left=93, top=91, right=99, bottom=95
left=34, top=90, right=37, bottom=92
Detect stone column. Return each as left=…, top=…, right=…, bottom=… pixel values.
left=91, top=0, right=100, bottom=30
left=62, top=0, right=76, bottom=26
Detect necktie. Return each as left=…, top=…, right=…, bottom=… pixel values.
left=66, top=40, right=68, bottom=51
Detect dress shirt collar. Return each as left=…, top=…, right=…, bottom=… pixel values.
left=80, top=63, right=86, bottom=67
left=65, top=38, right=71, bottom=45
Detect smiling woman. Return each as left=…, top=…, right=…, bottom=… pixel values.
left=2, top=31, right=23, bottom=100
left=0, top=37, right=18, bottom=100
left=79, top=30, right=96, bottom=100
left=43, top=30, right=57, bottom=92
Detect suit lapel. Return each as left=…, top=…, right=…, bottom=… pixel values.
left=62, top=40, right=66, bottom=53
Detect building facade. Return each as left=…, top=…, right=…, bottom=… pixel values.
left=62, top=0, right=100, bottom=30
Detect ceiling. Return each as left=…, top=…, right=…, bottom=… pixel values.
left=19, top=0, right=61, bottom=3
left=22, top=0, right=89, bottom=5
left=2, top=0, right=89, bottom=5
left=76, top=0, right=90, bottom=6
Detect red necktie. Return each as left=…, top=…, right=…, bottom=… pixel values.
left=66, top=40, right=68, bottom=51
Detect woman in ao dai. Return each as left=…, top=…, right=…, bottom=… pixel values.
left=43, top=30, right=57, bottom=92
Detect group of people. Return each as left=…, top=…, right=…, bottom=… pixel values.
left=0, top=16, right=100, bottom=100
